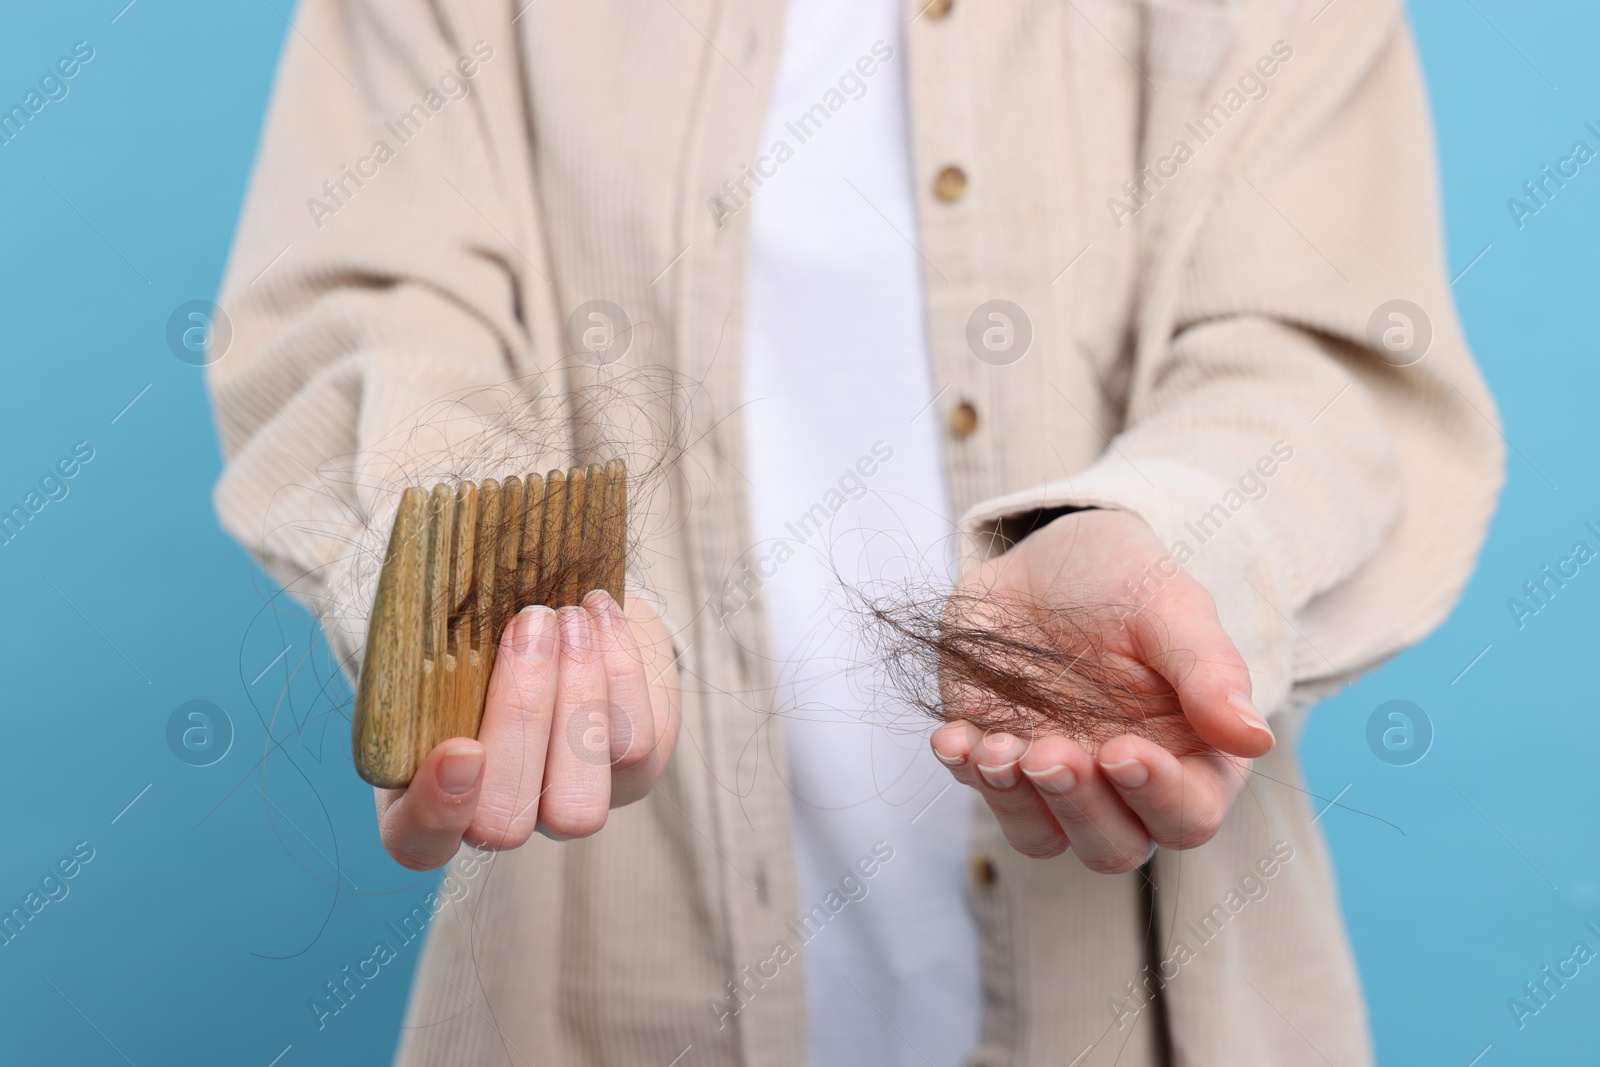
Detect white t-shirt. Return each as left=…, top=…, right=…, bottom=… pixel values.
left=740, top=2, right=984, bottom=1065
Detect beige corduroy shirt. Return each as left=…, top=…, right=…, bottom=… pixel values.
left=207, top=0, right=1503, bottom=1064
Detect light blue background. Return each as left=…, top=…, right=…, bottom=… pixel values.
left=0, top=1, right=1592, bottom=1063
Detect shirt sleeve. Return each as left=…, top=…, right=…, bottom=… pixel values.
left=960, top=14, right=1504, bottom=717
left=206, top=0, right=561, bottom=677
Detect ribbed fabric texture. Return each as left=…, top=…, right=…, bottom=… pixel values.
left=207, top=0, right=1501, bottom=1064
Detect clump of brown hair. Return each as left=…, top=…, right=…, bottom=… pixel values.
left=860, top=584, right=1213, bottom=757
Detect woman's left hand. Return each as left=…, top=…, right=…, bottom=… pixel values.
left=930, top=508, right=1275, bottom=874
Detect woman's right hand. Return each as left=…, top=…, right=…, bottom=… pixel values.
left=373, top=590, right=681, bottom=870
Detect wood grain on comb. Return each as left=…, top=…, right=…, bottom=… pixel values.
left=352, top=459, right=628, bottom=787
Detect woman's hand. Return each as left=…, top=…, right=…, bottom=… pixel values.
left=930, top=508, right=1274, bottom=873
left=374, top=590, right=681, bottom=870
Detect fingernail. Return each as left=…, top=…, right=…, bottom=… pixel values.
left=1022, top=764, right=1077, bottom=795
left=1228, top=691, right=1276, bottom=746
left=438, top=745, right=483, bottom=795
left=976, top=761, right=1020, bottom=790
left=513, top=605, right=557, bottom=661
left=979, top=730, right=1026, bottom=763
left=558, top=605, right=591, bottom=652
left=933, top=749, right=967, bottom=768
left=1100, top=758, right=1149, bottom=789
left=584, top=589, right=618, bottom=631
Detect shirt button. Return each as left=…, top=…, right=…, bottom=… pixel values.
left=933, top=165, right=967, bottom=203
left=971, top=855, right=998, bottom=887
left=923, top=0, right=955, bottom=19
left=949, top=400, right=978, bottom=439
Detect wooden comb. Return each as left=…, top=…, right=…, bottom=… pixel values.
left=352, top=458, right=627, bottom=787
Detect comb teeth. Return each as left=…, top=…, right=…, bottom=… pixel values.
left=352, top=460, right=628, bottom=788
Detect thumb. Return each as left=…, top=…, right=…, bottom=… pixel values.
left=375, top=739, right=486, bottom=870
left=1126, top=583, right=1275, bottom=758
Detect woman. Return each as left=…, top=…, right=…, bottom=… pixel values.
left=209, top=0, right=1501, bottom=1063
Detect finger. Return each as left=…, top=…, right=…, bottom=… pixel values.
left=1095, top=734, right=1247, bottom=851
left=621, top=593, right=682, bottom=767
left=1127, top=581, right=1274, bottom=758
left=466, top=605, right=559, bottom=850
left=969, top=729, right=1070, bottom=859
left=374, top=739, right=485, bottom=870
left=931, top=720, right=981, bottom=788
left=586, top=590, right=663, bottom=806
left=1018, top=734, right=1152, bottom=874
left=537, top=605, right=612, bottom=839
left=586, top=590, right=654, bottom=769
